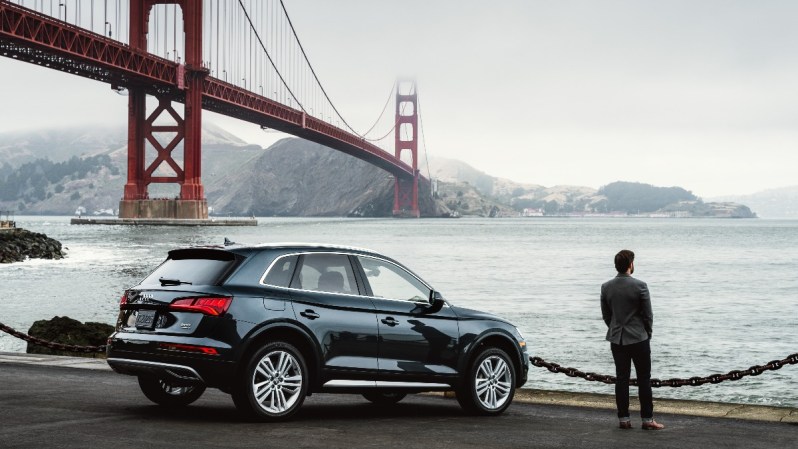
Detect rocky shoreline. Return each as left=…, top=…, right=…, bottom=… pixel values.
left=26, top=316, right=113, bottom=358
left=0, top=228, right=65, bottom=263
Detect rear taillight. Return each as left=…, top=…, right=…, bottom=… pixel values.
left=169, top=296, right=232, bottom=316
left=119, top=293, right=127, bottom=309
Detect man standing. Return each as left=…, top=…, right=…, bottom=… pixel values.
left=600, top=250, right=665, bottom=430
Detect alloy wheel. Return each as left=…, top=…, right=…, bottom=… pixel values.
left=474, top=355, right=512, bottom=410
left=251, top=349, right=304, bottom=414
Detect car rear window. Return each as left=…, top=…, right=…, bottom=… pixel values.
left=140, top=249, right=238, bottom=287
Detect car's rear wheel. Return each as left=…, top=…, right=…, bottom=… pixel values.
left=362, top=391, right=407, bottom=405
left=456, top=347, right=515, bottom=415
left=232, top=341, right=308, bottom=421
left=138, top=376, right=206, bottom=407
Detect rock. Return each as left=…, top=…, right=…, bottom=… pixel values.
left=26, top=316, right=113, bottom=358
left=0, top=228, right=65, bottom=263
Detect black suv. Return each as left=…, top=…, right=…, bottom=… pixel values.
left=107, top=243, right=528, bottom=421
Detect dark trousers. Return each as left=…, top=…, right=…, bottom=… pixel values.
left=611, top=339, right=653, bottom=419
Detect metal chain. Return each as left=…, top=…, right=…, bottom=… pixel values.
left=530, top=353, right=798, bottom=387
left=4, top=316, right=798, bottom=381
left=0, top=322, right=107, bottom=354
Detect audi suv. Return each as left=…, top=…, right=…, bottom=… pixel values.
left=107, top=242, right=529, bottom=421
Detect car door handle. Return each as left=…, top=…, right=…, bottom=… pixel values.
left=300, top=310, right=320, bottom=320
left=381, top=317, right=399, bottom=327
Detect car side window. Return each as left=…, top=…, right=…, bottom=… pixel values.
left=357, top=256, right=430, bottom=302
left=262, top=255, right=298, bottom=288
left=290, top=253, right=359, bottom=295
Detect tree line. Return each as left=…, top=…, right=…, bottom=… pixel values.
left=598, top=181, right=697, bottom=213
left=0, top=155, right=117, bottom=202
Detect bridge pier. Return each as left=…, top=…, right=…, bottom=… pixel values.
left=118, top=199, right=208, bottom=220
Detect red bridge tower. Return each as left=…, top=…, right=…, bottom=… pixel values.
left=118, top=0, right=208, bottom=219
left=393, top=80, right=420, bottom=218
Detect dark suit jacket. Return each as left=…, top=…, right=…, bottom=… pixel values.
left=600, top=273, right=653, bottom=345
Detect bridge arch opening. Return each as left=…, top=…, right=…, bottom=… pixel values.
left=398, top=101, right=415, bottom=116
left=145, top=4, right=186, bottom=63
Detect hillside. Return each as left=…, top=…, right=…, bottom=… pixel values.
left=0, top=123, right=266, bottom=215
left=427, top=160, right=755, bottom=217
left=206, top=138, right=448, bottom=217
left=711, top=186, right=798, bottom=219
left=0, top=126, right=759, bottom=218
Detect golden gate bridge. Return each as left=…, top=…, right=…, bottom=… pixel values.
left=0, top=0, right=426, bottom=218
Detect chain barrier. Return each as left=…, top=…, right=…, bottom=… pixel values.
left=4, top=317, right=798, bottom=381
left=530, top=353, right=798, bottom=387
left=0, top=321, right=106, bottom=354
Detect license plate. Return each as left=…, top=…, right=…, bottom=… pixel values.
left=135, top=310, right=157, bottom=329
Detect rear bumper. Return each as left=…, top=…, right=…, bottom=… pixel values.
left=106, top=332, right=237, bottom=388
left=108, top=358, right=204, bottom=384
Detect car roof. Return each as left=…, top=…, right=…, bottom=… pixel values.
left=222, top=242, right=382, bottom=257
left=174, top=242, right=430, bottom=289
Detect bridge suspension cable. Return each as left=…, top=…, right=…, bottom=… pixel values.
left=416, top=85, right=433, bottom=182
left=361, top=80, right=396, bottom=138
left=275, top=0, right=360, bottom=137
left=234, top=0, right=303, bottom=112
left=6, top=0, right=426, bottom=159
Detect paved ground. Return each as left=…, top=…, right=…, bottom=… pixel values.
left=0, top=355, right=795, bottom=448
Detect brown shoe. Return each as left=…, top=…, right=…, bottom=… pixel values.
left=642, top=420, right=665, bottom=430
left=619, top=421, right=633, bottom=429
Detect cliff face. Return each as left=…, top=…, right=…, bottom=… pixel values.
left=206, top=138, right=452, bottom=217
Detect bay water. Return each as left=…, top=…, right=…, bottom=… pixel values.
left=1, top=216, right=795, bottom=407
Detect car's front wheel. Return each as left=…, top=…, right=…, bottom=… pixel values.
left=137, top=376, right=206, bottom=407
left=232, top=341, right=308, bottom=421
left=456, top=347, right=516, bottom=415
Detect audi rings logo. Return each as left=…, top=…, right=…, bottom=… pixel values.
left=134, top=293, right=156, bottom=304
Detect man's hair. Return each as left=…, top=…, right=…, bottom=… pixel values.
left=614, top=249, right=635, bottom=273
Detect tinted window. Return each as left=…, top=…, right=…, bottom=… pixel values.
left=141, top=258, right=234, bottom=287
left=263, top=255, right=298, bottom=287
left=358, top=256, right=430, bottom=302
left=291, top=253, right=358, bottom=295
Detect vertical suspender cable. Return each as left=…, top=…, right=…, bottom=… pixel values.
left=163, top=5, right=167, bottom=57
left=277, top=0, right=362, bottom=135
left=235, top=0, right=304, bottom=111
left=216, top=0, right=219, bottom=76
left=250, top=0, right=254, bottom=91
left=172, top=4, right=176, bottom=61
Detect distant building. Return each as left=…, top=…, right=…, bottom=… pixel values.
left=522, top=208, right=544, bottom=217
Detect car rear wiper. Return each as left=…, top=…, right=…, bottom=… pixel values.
left=159, top=277, right=193, bottom=286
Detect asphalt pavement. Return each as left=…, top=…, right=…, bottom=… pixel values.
left=0, top=355, right=794, bottom=448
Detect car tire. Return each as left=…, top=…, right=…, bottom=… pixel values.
left=137, top=376, right=206, bottom=407
left=456, top=347, right=516, bottom=416
left=232, top=341, right=308, bottom=422
left=362, top=391, right=407, bottom=405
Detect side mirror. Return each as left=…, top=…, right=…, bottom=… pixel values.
left=428, top=290, right=445, bottom=312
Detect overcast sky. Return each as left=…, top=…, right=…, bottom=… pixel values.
left=2, top=0, right=798, bottom=197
